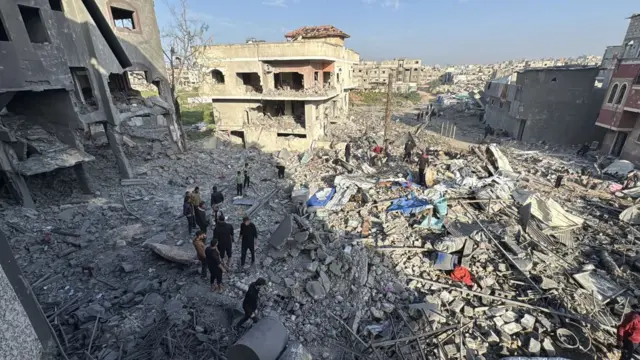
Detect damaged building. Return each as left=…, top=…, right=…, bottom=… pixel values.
left=197, top=25, right=360, bottom=151
left=483, top=66, right=604, bottom=145
left=0, top=0, right=180, bottom=207
left=595, top=13, right=640, bottom=161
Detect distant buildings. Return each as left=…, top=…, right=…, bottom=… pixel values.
left=595, top=14, right=640, bottom=161
left=483, top=66, right=603, bottom=144
left=352, top=58, right=440, bottom=93
left=195, top=25, right=359, bottom=151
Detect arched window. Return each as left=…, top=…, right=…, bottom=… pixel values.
left=211, top=70, right=224, bottom=84
left=615, top=83, right=628, bottom=105
left=607, top=83, right=619, bottom=104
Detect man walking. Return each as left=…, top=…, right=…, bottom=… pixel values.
left=183, top=192, right=195, bottom=234
left=618, top=308, right=640, bottom=360
left=210, top=186, right=224, bottom=208
left=236, top=171, right=243, bottom=196
left=236, top=278, right=267, bottom=329
left=239, top=216, right=258, bottom=268
left=403, top=139, right=415, bottom=163
left=194, top=201, right=208, bottom=233
left=205, top=239, right=227, bottom=292
left=243, top=163, right=250, bottom=191
left=192, top=231, right=207, bottom=278
left=213, top=215, right=234, bottom=268
left=418, top=151, right=429, bottom=186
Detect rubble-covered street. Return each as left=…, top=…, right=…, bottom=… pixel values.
left=3, top=101, right=640, bottom=360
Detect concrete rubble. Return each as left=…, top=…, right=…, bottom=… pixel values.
left=2, top=100, right=640, bottom=360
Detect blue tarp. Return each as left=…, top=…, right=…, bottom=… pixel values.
left=307, top=188, right=336, bottom=208
left=386, top=195, right=432, bottom=216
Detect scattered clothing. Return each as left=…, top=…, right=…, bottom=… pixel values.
left=450, top=266, right=474, bottom=286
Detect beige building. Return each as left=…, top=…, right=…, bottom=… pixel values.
left=353, top=58, right=429, bottom=92
left=197, top=25, right=359, bottom=151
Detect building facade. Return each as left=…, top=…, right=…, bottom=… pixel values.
left=353, top=58, right=430, bottom=92
left=484, top=66, right=603, bottom=145
left=197, top=25, right=360, bottom=151
left=0, top=0, right=178, bottom=206
left=595, top=14, right=640, bottom=162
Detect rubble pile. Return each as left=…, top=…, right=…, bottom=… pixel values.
left=2, top=100, right=640, bottom=360
left=263, top=83, right=332, bottom=97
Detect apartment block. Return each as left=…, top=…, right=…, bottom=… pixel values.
left=0, top=0, right=178, bottom=206
left=197, top=25, right=360, bottom=151
left=353, top=58, right=427, bottom=92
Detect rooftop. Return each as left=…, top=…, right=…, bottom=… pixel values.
left=517, top=65, right=598, bottom=73
left=285, top=25, right=350, bottom=40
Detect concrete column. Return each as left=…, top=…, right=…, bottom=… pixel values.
left=345, top=92, right=349, bottom=112
left=284, top=101, right=293, bottom=116
left=73, top=163, right=93, bottom=194
left=103, top=123, right=133, bottom=179
left=0, top=142, right=34, bottom=208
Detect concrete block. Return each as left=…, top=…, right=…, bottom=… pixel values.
left=268, top=214, right=292, bottom=250
left=227, top=317, right=288, bottom=360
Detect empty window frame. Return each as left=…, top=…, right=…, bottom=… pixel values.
left=49, top=0, right=64, bottom=12
left=211, top=69, right=225, bottom=84
left=635, top=72, right=640, bottom=85
left=110, top=6, right=136, bottom=30
left=0, top=13, right=9, bottom=41
left=607, top=83, right=619, bottom=104
left=615, top=84, right=628, bottom=105
left=18, top=5, right=49, bottom=43
left=70, top=67, right=95, bottom=103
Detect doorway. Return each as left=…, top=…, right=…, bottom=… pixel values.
left=611, top=131, right=628, bottom=157
left=516, top=119, right=526, bottom=141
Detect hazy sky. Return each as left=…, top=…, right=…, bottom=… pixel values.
left=154, top=0, right=639, bottom=65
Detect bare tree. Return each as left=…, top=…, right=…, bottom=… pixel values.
left=161, top=0, right=213, bottom=149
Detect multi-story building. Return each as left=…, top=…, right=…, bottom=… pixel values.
left=197, top=25, right=359, bottom=151
left=353, top=58, right=425, bottom=92
left=596, top=46, right=624, bottom=88
left=595, top=14, right=640, bottom=160
left=483, top=66, right=603, bottom=144
left=0, top=0, right=178, bottom=206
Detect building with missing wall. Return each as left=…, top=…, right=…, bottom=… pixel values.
left=196, top=25, right=360, bottom=151
left=353, top=58, right=435, bottom=93
left=483, top=66, right=604, bottom=145
left=0, top=0, right=179, bottom=207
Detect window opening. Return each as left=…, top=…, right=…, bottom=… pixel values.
left=49, top=0, right=64, bottom=12
left=607, top=83, right=619, bottom=104
left=551, top=77, right=557, bottom=83
left=211, top=70, right=225, bottom=84
left=110, top=6, right=135, bottom=30
left=615, top=84, right=628, bottom=105
left=19, top=5, right=49, bottom=43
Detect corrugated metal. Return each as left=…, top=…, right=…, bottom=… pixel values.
left=528, top=225, right=556, bottom=248
left=553, top=229, right=574, bottom=248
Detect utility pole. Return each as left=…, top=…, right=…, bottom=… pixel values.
left=383, top=72, right=393, bottom=149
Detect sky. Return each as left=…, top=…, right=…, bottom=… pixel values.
left=154, top=0, right=639, bottom=65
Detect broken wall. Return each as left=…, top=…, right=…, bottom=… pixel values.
left=619, top=113, right=640, bottom=163
left=200, top=61, right=264, bottom=96
left=516, top=68, right=601, bottom=145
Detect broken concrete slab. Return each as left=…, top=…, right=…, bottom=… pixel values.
left=268, top=214, right=292, bottom=250
left=305, top=281, right=326, bottom=300
left=148, top=243, right=197, bottom=265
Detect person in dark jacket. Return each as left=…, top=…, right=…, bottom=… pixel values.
left=183, top=193, right=195, bottom=234
left=403, top=139, right=415, bottom=163
left=618, top=309, right=640, bottom=360
left=483, top=124, right=493, bottom=141
left=417, top=152, right=429, bottom=185
left=576, top=142, right=590, bottom=157
left=194, top=201, right=209, bottom=233
left=213, top=215, right=234, bottom=267
left=210, top=186, right=224, bottom=207
left=236, top=277, right=267, bottom=328
left=239, top=216, right=258, bottom=267
left=243, top=163, right=250, bottom=190
left=205, top=239, right=227, bottom=292
left=344, top=142, right=351, bottom=163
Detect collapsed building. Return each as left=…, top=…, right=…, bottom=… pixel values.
left=0, top=0, right=181, bottom=207
left=483, top=66, right=605, bottom=145
left=195, top=25, right=360, bottom=151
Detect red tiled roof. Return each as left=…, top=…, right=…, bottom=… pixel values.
left=284, top=25, right=350, bottom=40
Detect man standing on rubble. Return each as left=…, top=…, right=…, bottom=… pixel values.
left=239, top=216, right=258, bottom=268
left=210, top=186, right=224, bottom=208
left=206, top=238, right=227, bottom=292
left=243, top=163, right=250, bottom=191
left=183, top=192, right=195, bottom=234
left=236, top=171, right=243, bottom=196
left=418, top=151, right=429, bottom=185
left=483, top=124, right=493, bottom=141
left=403, top=139, right=415, bottom=163
left=213, top=215, right=234, bottom=268
left=190, top=187, right=201, bottom=208
left=617, top=308, right=640, bottom=360
left=236, top=277, right=267, bottom=329
left=194, top=201, right=209, bottom=233
left=192, top=231, right=207, bottom=278
left=344, top=142, right=351, bottom=163
left=276, top=159, right=286, bottom=179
